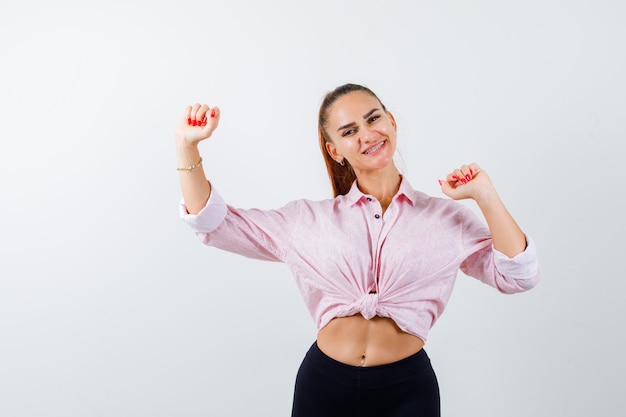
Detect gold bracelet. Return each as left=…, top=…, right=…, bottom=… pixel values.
left=176, top=157, right=203, bottom=171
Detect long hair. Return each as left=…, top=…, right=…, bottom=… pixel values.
left=318, top=83, right=388, bottom=197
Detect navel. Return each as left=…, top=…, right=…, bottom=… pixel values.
left=359, top=353, right=366, bottom=366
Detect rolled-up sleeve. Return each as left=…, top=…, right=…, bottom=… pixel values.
left=461, top=234, right=541, bottom=294
left=492, top=236, right=540, bottom=280
left=179, top=188, right=228, bottom=233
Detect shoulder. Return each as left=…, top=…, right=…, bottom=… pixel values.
left=276, top=195, right=339, bottom=216
left=399, top=178, right=468, bottom=214
left=412, top=189, right=469, bottom=216
left=284, top=195, right=337, bottom=208
left=278, top=194, right=359, bottom=225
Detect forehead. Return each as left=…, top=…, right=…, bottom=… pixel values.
left=327, top=91, right=381, bottom=124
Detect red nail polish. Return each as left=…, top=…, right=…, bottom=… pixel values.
left=210, top=109, right=216, bottom=118
left=452, top=175, right=459, bottom=181
left=187, top=118, right=191, bottom=125
left=460, top=178, right=467, bottom=184
left=465, top=174, right=471, bottom=181
left=193, top=120, right=197, bottom=126
left=202, top=116, right=208, bottom=124
left=438, top=180, right=443, bottom=186
left=469, top=168, right=473, bottom=176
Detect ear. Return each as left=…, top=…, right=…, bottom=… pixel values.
left=325, top=141, right=343, bottom=161
left=387, top=111, right=397, bottom=130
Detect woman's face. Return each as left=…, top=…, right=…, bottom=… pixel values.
left=325, top=90, right=397, bottom=176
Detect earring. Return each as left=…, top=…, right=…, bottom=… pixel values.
left=336, top=159, right=345, bottom=166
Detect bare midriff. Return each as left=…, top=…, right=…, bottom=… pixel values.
left=316, top=315, right=425, bottom=367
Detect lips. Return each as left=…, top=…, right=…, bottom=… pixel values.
left=363, top=140, right=386, bottom=155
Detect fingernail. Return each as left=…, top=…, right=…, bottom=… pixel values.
left=187, top=118, right=191, bottom=125
left=202, top=116, right=208, bottom=124
left=438, top=179, right=443, bottom=186
left=469, top=168, right=473, bottom=176
left=192, top=120, right=197, bottom=126
left=210, top=109, right=216, bottom=118
left=460, top=178, right=467, bottom=184
left=465, top=174, right=471, bottom=181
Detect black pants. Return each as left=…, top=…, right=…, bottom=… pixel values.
left=291, top=342, right=440, bottom=417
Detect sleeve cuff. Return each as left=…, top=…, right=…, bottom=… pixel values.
left=492, top=235, right=540, bottom=280
left=179, top=186, right=228, bottom=233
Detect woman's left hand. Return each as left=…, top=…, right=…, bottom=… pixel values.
left=438, top=163, right=496, bottom=202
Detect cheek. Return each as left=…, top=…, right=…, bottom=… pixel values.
left=332, top=137, right=356, bottom=153
left=344, top=140, right=362, bottom=155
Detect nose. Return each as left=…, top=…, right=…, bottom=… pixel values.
left=359, top=125, right=378, bottom=143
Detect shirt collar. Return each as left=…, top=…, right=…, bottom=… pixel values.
left=344, top=175, right=418, bottom=206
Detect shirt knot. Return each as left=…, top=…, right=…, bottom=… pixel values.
left=355, top=292, right=379, bottom=320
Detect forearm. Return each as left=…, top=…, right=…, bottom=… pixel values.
left=474, top=189, right=526, bottom=258
left=176, top=140, right=211, bottom=215
left=173, top=103, right=221, bottom=214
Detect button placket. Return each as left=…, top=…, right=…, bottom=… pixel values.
left=372, top=202, right=399, bottom=296
left=363, top=195, right=384, bottom=299
left=364, top=196, right=382, bottom=219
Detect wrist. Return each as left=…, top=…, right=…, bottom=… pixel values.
left=473, top=186, right=500, bottom=208
left=176, top=139, right=202, bottom=168
left=175, top=134, right=199, bottom=148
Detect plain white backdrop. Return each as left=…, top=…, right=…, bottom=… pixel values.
left=1, top=0, right=625, bottom=416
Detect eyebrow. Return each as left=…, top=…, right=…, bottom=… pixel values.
left=336, top=108, right=380, bottom=132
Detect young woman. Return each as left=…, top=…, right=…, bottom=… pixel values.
left=175, top=83, right=540, bottom=416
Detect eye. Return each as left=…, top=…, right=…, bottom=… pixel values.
left=368, top=115, right=380, bottom=123
left=341, top=128, right=357, bottom=137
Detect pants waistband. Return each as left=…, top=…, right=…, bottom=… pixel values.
left=303, top=342, right=432, bottom=390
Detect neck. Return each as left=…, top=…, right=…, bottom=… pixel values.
left=355, top=165, right=402, bottom=210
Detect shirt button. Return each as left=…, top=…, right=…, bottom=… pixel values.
left=374, top=214, right=381, bottom=219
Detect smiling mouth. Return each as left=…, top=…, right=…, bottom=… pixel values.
left=363, top=141, right=386, bottom=155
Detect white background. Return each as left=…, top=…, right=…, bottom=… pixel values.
left=1, top=1, right=625, bottom=416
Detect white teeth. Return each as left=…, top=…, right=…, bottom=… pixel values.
left=364, top=141, right=385, bottom=154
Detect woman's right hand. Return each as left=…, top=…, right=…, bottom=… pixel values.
left=175, top=103, right=221, bottom=146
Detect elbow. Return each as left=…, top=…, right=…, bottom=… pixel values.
left=497, top=268, right=541, bottom=294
